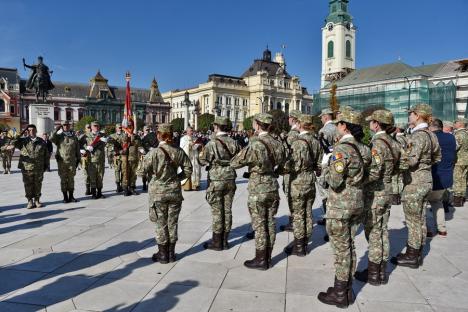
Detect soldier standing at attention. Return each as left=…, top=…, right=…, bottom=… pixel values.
left=79, top=124, right=92, bottom=195
left=391, top=124, right=408, bottom=205
left=355, top=110, right=397, bottom=286
left=7, top=124, right=49, bottom=209
left=0, top=129, right=13, bottom=174
left=110, top=124, right=125, bottom=193
left=231, top=113, right=286, bottom=270
left=452, top=118, right=468, bottom=207
left=391, top=104, right=441, bottom=269
left=140, top=125, right=158, bottom=191
left=317, top=110, right=365, bottom=308
left=143, top=124, right=192, bottom=264
left=200, top=116, right=240, bottom=251
left=279, top=110, right=301, bottom=232
left=283, top=114, right=321, bottom=256
left=79, top=121, right=108, bottom=199
left=50, top=120, right=81, bottom=203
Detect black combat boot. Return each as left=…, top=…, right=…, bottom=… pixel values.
left=168, top=243, right=176, bottom=262
left=284, top=238, right=306, bottom=257
left=34, top=197, right=43, bottom=208
left=380, top=261, right=388, bottom=284
left=392, top=194, right=402, bottom=205
left=68, top=191, right=78, bottom=202
left=123, top=186, right=131, bottom=196
left=223, top=232, right=230, bottom=250
left=244, top=249, right=268, bottom=270
left=26, top=199, right=34, bottom=209
left=85, top=184, right=91, bottom=195
left=142, top=178, right=148, bottom=191
left=152, top=244, right=169, bottom=264
left=91, top=188, right=97, bottom=199
left=130, top=186, right=139, bottom=195
left=245, top=230, right=255, bottom=239
left=279, top=216, right=293, bottom=232
left=355, top=261, right=380, bottom=286
left=116, top=182, right=123, bottom=193
left=62, top=191, right=69, bottom=203
left=203, top=232, right=223, bottom=251
left=266, top=246, right=273, bottom=268
left=453, top=196, right=464, bottom=207
left=97, top=188, right=105, bottom=198
left=391, top=245, right=420, bottom=269
left=318, top=199, right=327, bottom=225
left=419, top=246, right=424, bottom=266
left=318, top=277, right=352, bottom=308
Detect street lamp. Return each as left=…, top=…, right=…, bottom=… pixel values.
left=183, top=91, right=192, bottom=129
left=403, top=77, right=417, bottom=110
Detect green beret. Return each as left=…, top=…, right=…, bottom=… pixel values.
left=298, top=114, right=314, bottom=124
left=365, top=110, right=394, bottom=125
left=289, top=110, right=301, bottom=119
left=254, top=113, right=273, bottom=124
left=158, top=123, right=172, bottom=134
left=214, top=116, right=229, bottom=126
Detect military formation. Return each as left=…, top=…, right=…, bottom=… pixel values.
left=3, top=102, right=468, bottom=309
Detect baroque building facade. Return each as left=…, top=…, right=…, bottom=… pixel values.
left=0, top=67, right=21, bottom=130
left=162, top=48, right=313, bottom=130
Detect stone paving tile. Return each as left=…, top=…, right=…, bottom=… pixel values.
left=161, top=260, right=228, bottom=289
left=286, top=293, right=360, bottom=312
left=11, top=251, right=81, bottom=273
left=0, top=269, right=46, bottom=300
left=0, top=301, right=46, bottom=312
left=53, top=253, right=123, bottom=277
left=222, top=265, right=286, bottom=294
left=209, top=288, right=285, bottom=312
left=357, top=301, right=433, bottom=312
left=0, top=248, right=34, bottom=267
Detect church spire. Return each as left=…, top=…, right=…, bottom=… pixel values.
left=326, top=0, right=352, bottom=25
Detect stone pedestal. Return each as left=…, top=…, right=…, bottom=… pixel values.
left=29, top=104, right=54, bottom=135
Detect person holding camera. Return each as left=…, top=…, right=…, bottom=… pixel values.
left=50, top=120, right=81, bottom=203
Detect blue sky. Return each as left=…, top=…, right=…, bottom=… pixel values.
left=1, top=0, right=467, bottom=93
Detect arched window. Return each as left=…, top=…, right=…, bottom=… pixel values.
left=328, top=41, right=334, bottom=58
left=0, top=99, right=5, bottom=112
left=346, top=40, right=352, bottom=58
left=276, top=102, right=282, bottom=110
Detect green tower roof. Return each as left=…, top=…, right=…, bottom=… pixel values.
left=326, top=0, right=353, bottom=25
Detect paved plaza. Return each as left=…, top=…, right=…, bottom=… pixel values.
left=0, top=160, right=467, bottom=312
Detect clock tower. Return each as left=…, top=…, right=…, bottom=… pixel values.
left=321, top=0, right=356, bottom=88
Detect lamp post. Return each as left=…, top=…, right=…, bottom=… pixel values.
left=403, top=77, right=417, bottom=110
left=183, top=91, right=191, bottom=129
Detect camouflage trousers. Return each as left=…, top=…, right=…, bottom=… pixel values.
left=113, top=157, right=122, bottom=183
left=453, top=165, right=468, bottom=197
left=317, top=175, right=329, bottom=200
left=21, top=169, right=44, bottom=199
left=87, top=161, right=105, bottom=189
left=363, top=191, right=391, bottom=263
left=150, top=200, right=182, bottom=244
left=391, top=173, right=404, bottom=195
left=1, top=153, right=12, bottom=171
left=402, top=183, right=432, bottom=250
left=283, top=174, right=293, bottom=215
left=290, top=184, right=315, bottom=240
left=248, top=192, right=280, bottom=251
left=57, top=161, right=77, bottom=192
left=121, top=156, right=138, bottom=188
left=326, top=213, right=361, bottom=282
left=82, top=157, right=90, bottom=184
left=206, top=180, right=236, bottom=234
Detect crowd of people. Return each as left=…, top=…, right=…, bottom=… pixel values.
left=0, top=103, right=467, bottom=308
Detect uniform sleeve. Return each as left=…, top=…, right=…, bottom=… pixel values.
left=230, top=144, right=256, bottom=170
left=180, top=149, right=193, bottom=181
left=455, top=131, right=462, bottom=151
left=407, top=133, right=424, bottom=168
left=432, top=135, right=442, bottom=164
left=198, top=143, right=214, bottom=166
left=50, top=131, right=60, bottom=145
left=327, top=145, right=347, bottom=191
left=143, top=150, right=155, bottom=176
left=365, top=141, right=385, bottom=184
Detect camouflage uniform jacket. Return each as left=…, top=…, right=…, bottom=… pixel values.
left=366, top=132, right=396, bottom=192
left=12, top=136, right=49, bottom=171
left=325, top=134, right=365, bottom=219
left=286, top=131, right=321, bottom=185
left=395, top=133, right=409, bottom=149
left=231, top=132, right=286, bottom=194
left=407, top=125, right=442, bottom=183
left=286, top=127, right=300, bottom=148
left=199, top=133, right=240, bottom=181
left=79, top=132, right=107, bottom=164
left=319, top=121, right=338, bottom=153
left=141, top=132, right=158, bottom=153
left=50, top=130, right=80, bottom=164
left=454, top=128, right=468, bottom=165
left=110, top=133, right=142, bottom=162
left=0, top=135, right=11, bottom=155
left=143, top=142, right=192, bottom=203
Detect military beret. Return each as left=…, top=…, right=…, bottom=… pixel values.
left=289, top=110, right=302, bottom=119
left=455, top=117, right=468, bottom=124
left=333, top=110, right=362, bottom=125
left=365, top=110, right=394, bottom=125
left=406, top=103, right=432, bottom=116
left=443, top=120, right=454, bottom=128
left=157, top=123, right=172, bottom=134
left=254, top=113, right=273, bottom=124
left=62, top=120, right=70, bottom=126
left=213, top=116, right=229, bottom=126
left=91, top=121, right=100, bottom=127
left=319, top=108, right=333, bottom=117
left=298, top=114, right=314, bottom=124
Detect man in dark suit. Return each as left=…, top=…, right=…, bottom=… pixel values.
left=428, top=119, right=456, bottom=237
left=43, top=133, right=53, bottom=172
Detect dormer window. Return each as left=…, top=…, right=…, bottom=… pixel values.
left=99, top=90, right=108, bottom=99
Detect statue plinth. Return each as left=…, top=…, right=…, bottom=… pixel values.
left=29, top=103, right=54, bottom=135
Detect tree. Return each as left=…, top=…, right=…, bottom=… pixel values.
left=243, top=116, right=253, bottom=131
left=75, top=116, right=96, bottom=131
left=171, top=118, right=185, bottom=133
left=197, top=113, right=215, bottom=132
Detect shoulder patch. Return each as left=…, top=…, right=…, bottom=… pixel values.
left=334, top=160, right=345, bottom=173
left=332, top=152, right=343, bottom=161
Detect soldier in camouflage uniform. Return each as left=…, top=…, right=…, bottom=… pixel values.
left=8, top=124, right=49, bottom=209
left=392, top=104, right=441, bottom=269
left=355, top=110, right=398, bottom=285
left=79, top=121, right=108, bottom=199
left=231, top=113, right=286, bottom=270
left=317, top=108, right=338, bottom=239
left=0, top=129, right=13, bottom=174
left=391, top=124, right=408, bottom=205
left=283, top=114, right=321, bottom=256
left=200, top=116, right=240, bottom=251
left=318, top=110, right=365, bottom=308
left=110, top=124, right=125, bottom=193
left=50, top=121, right=81, bottom=203
left=140, top=125, right=158, bottom=191
left=280, top=110, right=301, bottom=232
left=143, top=123, right=192, bottom=263
left=452, top=117, right=468, bottom=207
left=110, top=121, right=141, bottom=196
left=79, top=124, right=92, bottom=195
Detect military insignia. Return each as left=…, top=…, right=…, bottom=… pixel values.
left=334, top=160, right=344, bottom=173
left=332, top=152, right=343, bottom=161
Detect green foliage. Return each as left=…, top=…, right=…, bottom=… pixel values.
left=104, top=124, right=116, bottom=135
left=243, top=116, right=253, bottom=131
left=267, top=109, right=290, bottom=135
left=75, top=116, right=96, bottom=131
left=197, top=113, right=215, bottom=132
left=171, top=118, right=185, bottom=133
left=362, top=125, right=373, bottom=145
left=0, top=123, right=9, bottom=131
